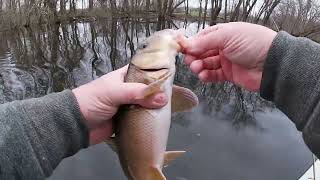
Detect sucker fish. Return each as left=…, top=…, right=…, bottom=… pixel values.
left=105, top=29, right=199, bottom=180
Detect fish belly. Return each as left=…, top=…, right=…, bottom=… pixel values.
left=117, top=103, right=171, bottom=179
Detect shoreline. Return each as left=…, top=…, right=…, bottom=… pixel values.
left=0, top=10, right=213, bottom=32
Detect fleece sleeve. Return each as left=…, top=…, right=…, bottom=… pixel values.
left=0, top=90, right=89, bottom=180
left=260, top=31, right=320, bottom=158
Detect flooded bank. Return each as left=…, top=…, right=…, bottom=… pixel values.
left=0, top=18, right=313, bottom=179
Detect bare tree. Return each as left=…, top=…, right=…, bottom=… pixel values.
left=198, top=0, right=203, bottom=18
left=47, top=0, right=58, bottom=20
left=273, top=0, right=320, bottom=40
left=224, top=0, right=228, bottom=21
left=203, top=0, right=208, bottom=28
left=230, top=0, right=243, bottom=21
left=146, top=0, right=150, bottom=11
left=109, top=0, right=117, bottom=14
left=0, top=0, right=3, bottom=12
left=262, top=0, right=281, bottom=25
left=168, top=0, right=185, bottom=14
left=89, top=0, right=93, bottom=10
left=210, top=0, right=223, bottom=25
left=242, top=0, right=259, bottom=21
left=185, top=0, right=189, bottom=15
left=162, top=0, right=169, bottom=17
left=60, top=0, right=66, bottom=14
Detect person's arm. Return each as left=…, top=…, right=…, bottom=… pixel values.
left=0, top=65, right=167, bottom=179
left=182, top=22, right=320, bottom=157
left=0, top=90, right=88, bottom=179
left=260, top=31, right=320, bottom=157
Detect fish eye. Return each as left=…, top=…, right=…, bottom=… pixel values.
left=138, top=42, right=148, bottom=49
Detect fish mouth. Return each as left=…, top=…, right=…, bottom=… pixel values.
left=138, top=67, right=171, bottom=80
left=138, top=48, right=162, bottom=54
left=139, top=67, right=169, bottom=72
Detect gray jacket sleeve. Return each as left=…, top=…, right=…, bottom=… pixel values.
left=261, top=31, right=320, bottom=157
left=0, top=90, right=89, bottom=180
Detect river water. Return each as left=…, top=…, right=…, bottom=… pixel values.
left=0, top=17, right=313, bottom=180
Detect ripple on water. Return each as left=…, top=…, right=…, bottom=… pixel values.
left=0, top=52, right=51, bottom=103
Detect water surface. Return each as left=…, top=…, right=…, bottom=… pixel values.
left=0, top=18, right=313, bottom=180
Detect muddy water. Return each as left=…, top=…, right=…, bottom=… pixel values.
left=0, top=18, right=312, bottom=179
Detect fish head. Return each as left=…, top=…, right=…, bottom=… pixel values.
left=130, top=29, right=185, bottom=80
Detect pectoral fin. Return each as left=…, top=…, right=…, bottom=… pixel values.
left=150, top=166, right=166, bottom=180
left=136, top=72, right=171, bottom=99
left=164, top=151, right=186, bottom=167
left=172, top=85, right=199, bottom=113
left=104, top=138, right=118, bottom=153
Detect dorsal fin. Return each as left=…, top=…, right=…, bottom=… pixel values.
left=172, top=85, right=199, bottom=113
left=164, top=151, right=186, bottom=167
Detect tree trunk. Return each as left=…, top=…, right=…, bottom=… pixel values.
left=47, top=0, right=58, bottom=21
left=242, top=0, right=249, bottom=21
left=167, top=0, right=174, bottom=15
left=109, top=0, right=117, bottom=14
left=89, top=0, right=93, bottom=10
left=262, top=0, right=281, bottom=25
left=69, top=0, right=76, bottom=13
left=230, top=0, right=243, bottom=22
left=210, top=0, right=223, bottom=25
left=198, top=0, right=203, bottom=18
left=60, top=0, right=65, bottom=14
left=158, top=0, right=166, bottom=26
left=224, top=0, right=228, bottom=22
left=254, top=2, right=267, bottom=23
left=158, top=0, right=169, bottom=17
left=203, top=0, right=208, bottom=28
left=210, top=0, right=215, bottom=24
left=130, top=0, right=135, bottom=13
left=186, top=0, right=189, bottom=15
left=17, top=0, right=21, bottom=13
left=242, top=0, right=258, bottom=21
left=162, top=0, right=169, bottom=16
left=90, top=22, right=98, bottom=78
left=121, top=0, right=128, bottom=11
left=169, top=0, right=185, bottom=14
left=146, top=0, right=150, bottom=11
left=198, top=0, right=203, bottom=29
left=145, top=18, right=150, bottom=37
left=158, top=0, right=163, bottom=15
left=12, top=0, right=16, bottom=10
left=135, top=0, right=139, bottom=12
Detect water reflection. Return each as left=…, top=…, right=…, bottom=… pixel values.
left=0, top=18, right=313, bottom=179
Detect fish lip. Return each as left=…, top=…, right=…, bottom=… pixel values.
left=129, top=63, right=171, bottom=73
left=137, top=48, right=162, bottom=54
left=139, top=67, right=169, bottom=72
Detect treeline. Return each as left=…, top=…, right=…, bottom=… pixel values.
left=1, top=0, right=320, bottom=40
left=185, top=0, right=281, bottom=28
left=274, top=0, right=320, bottom=39
left=0, top=0, right=187, bottom=30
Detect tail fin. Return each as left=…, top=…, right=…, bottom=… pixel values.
left=150, top=166, right=166, bottom=180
